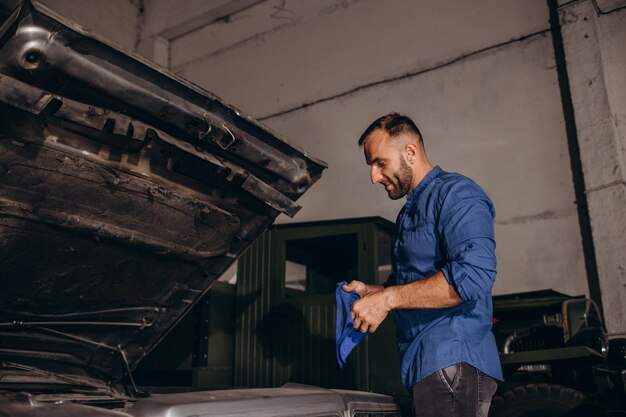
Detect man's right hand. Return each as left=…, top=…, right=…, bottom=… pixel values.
left=342, top=280, right=368, bottom=296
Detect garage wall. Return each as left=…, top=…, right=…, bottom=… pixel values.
left=38, top=0, right=140, bottom=51
left=138, top=0, right=588, bottom=298
left=560, top=0, right=626, bottom=336
left=22, top=0, right=615, bottom=304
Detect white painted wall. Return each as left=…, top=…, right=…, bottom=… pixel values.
left=39, top=0, right=140, bottom=51
left=29, top=0, right=601, bottom=300
left=138, top=0, right=589, bottom=298
left=266, top=33, right=587, bottom=297
left=560, top=1, right=626, bottom=336
left=169, top=0, right=549, bottom=119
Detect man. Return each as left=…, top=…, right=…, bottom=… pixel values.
left=343, top=113, right=502, bottom=417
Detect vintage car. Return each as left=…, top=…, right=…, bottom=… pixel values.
left=0, top=1, right=400, bottom=416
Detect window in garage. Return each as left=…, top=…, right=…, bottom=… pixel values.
left=284, top=233, right=358, bottom=295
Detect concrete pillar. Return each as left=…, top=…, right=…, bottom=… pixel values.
left=559, top=0, right=626, bottom=337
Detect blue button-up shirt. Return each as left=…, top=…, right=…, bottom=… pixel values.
left=391, top=166, right=503, bottom=389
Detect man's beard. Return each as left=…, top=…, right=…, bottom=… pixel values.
left=386, top=156, right=413, bottom=200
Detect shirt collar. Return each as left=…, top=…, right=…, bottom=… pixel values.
left=406, top=165, right=442, bottom=204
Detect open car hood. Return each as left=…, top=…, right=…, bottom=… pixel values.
left=0, top=1, right=326, bottom=385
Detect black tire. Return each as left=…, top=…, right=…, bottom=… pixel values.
left=489, top=383, right=585, bottom=417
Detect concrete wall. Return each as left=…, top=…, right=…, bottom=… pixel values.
left=25, top=0, right=626, bottom=327
left=138, top=0, right=589, bottom=299
left=38, top=0, right=140, bottom=51
left=560, top=0, right=626, bottom=336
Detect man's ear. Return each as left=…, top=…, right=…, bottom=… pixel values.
left=405, top=143, right=419, bottom=164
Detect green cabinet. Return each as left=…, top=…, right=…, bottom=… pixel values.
left=235, top=217, right=406, bottom=397
left=136, top=217, right=407, bottom=398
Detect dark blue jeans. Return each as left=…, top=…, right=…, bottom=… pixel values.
left=411, top=362, right=497, bottom=417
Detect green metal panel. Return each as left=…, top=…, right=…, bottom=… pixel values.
left=269, top=300, right=366, bottom=389
left=195, top=281, right=236, bottom=388
left=366, top=222, right=407, bottom=397
left=234, top=217, right=404, bottom=396
left=234, top=230, right=277, bottom=387
left=273, top=222, right=369, bottom=390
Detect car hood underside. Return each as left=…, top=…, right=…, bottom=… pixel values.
left=0, top=0, right=326, bottom=386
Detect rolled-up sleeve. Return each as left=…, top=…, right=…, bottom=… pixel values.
left=438, top=180, right=497, bottom=303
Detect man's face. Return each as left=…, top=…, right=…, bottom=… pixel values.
left=364, top=129, right=413, bottom=200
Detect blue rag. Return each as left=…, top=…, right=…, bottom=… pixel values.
left=335, top=281, right=368, bottom=368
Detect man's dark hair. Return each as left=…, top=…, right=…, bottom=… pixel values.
left=358, top=112, right=423, bottom=147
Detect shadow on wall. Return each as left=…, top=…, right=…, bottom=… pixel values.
left=256, top=303, right=356, bottom=389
